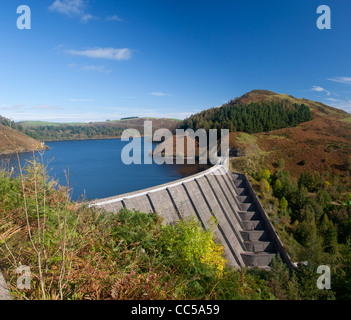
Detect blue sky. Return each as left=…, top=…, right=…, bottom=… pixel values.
left=0, top=0, right=350, bottom=122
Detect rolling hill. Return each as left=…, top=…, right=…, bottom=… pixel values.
left=0, top=121, right=44, bottom=155
left=179, top=90, right=351, bottom=178
left=18, top=117, right=181, bottom=141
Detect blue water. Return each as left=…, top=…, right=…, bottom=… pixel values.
left=0, top=138, right=205, bottom=201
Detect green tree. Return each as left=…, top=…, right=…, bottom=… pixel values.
left=260, top=179, right=270, bottom=194
left=299, top=171, right=314, bottom=191
left=273, top=179, right=282, bottom=198
left=266, top=254, right=300, bottom=300
left=320, top=214, right=338, bottom=253
left=257, top=167, right=272, bottom=183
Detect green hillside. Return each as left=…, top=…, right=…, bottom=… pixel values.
left=179, top=90, right=313, bottom=133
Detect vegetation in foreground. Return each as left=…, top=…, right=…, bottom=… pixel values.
left=243, top=164, right=351, bottom=299
left=0, top=157, right=271, bottom=300
left=0, top=156, right=348, bottom=300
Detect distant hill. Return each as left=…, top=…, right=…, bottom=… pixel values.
left=18, top=117, right=181, bottom=141
left=120, top=116, right=139, bottom=120
left=0, top=116, right=44, bottom=155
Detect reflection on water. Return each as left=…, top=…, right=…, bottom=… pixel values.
left=175, top=163, right=210, bottom=176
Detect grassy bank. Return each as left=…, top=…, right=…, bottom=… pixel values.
left=0, top=155, right=345, bottom=300
left=0, top=156, right=274, bottom=300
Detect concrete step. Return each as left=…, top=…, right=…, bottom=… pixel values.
left=241, top=252, right=275, bottom=267
left=236, top=195, right=252, bottom=203
left=235, top=188, right=247, bottom=196
left=238, top=211, right=260, bottom=221
left=244, top=241, right=275, bottom=253
left=242, top=219, right=265, bottom=231
left=240, top=230, right=269, bottom=241
left=234, top=179, right=246, bottom=188
left=240, top=202, right=256, bottom=211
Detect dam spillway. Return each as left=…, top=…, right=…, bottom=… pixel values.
left=89, top=161, right=294, bottom=269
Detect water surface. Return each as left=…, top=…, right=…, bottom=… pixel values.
left=0, top=138, right=206, bottom=201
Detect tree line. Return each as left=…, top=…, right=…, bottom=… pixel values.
left=179, top=100, right=313, bottom=133
left=0, top=116, right=126, bottom=141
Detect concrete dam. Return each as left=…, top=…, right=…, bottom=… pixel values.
left=90, top=160, right=294, bottom=269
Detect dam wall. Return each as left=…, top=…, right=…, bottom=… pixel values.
left=90, top=160, right=294, bottom=269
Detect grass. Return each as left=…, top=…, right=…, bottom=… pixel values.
left=0, top=151, right=276, bottom=300
left=342, top=115, right=351, bottom=123
left=236, top=133, right=257, bottom=145
left=230, top=132, right=270, bottom=174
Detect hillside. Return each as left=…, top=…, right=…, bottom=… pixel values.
left=226, top=91, right=351, bottom=177
left=18, top=117, right=181, bottom=141
left=180, top=90, right=314, bottom=133
left=0, top=120, right=43, bottom=155
left=178, top=90, right=351, bottom=178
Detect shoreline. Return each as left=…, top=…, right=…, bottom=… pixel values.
left=0, top=147, right=45, bottom=157
left=0, top=135, right=147, bottom=156
left=43, top=135, right=125, bottom=143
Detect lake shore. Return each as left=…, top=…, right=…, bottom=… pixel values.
left=0, top=135, right=143, bottom=156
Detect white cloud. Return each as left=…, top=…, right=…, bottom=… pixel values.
left=80, top=14, right=95, bottom=23
left=311, top=85, right=325, bottom=92
left=79, top=65, right=112, bottom=73
left=68, top=63, right=113, bottom=73
left=1, top=104, right=62, bottom=111
left=150, top=92, right=174, bottom=97
left=0, top=104, right=25, bottom=111
left=2, top=106, right=197, bottom=122
left=322, top=97, right=351, bottom=112
left=49, top=0, right=97, bottom=23
left=325, top=98, right=341, bottom=102
left=32, top=105, right=64, bottom=110
left=311, top=85, right=330, bottom=96
left=49, top=0, right=85, bottom=17
left=69, top=98, right=94, bottom=102
left=67, top=47, right=132, bottom=61
left=328, top=77, right=351, bottom=85
left=106, top=15, right=123, bottom=22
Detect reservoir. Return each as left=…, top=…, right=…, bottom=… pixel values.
left=0, top=138, right=207, bottom=202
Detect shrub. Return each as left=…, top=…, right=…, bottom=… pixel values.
left=257, top=167, right=272, bottom=183
left=260, top=178, right=271, bottom=194
left=158, top=217, right=226, bottom=277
